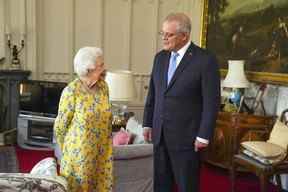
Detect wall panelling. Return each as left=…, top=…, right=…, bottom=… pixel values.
left=2, top=0, right=206, bottom=102
left=0, top=0, right=5, bottom=62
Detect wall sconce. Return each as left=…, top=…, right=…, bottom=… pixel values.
left=5, top=25, right=25, bottom=70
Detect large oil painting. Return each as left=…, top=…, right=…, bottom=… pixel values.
left=201, top=0, right=288, bottom=84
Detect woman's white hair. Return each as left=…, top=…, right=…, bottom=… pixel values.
left=74, top=47, right=103, bottom=77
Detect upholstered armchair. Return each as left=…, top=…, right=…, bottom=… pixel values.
left=113, top=143, right=153, bottom=192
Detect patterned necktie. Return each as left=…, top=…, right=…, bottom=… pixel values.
left=167, top=52, right=179, bottom=85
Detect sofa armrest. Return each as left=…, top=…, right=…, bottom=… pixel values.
left=0, top=173, right=67, bottom=192
left=113, top=144, right=153, bottom=160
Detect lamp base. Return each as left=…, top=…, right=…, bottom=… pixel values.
left=229, top=88, right=243, bottom=106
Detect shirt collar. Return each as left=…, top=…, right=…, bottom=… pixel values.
left=174, top=41, right=191, bottom=58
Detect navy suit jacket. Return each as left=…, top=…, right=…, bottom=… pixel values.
left=143, top=42, right=220, bottom=149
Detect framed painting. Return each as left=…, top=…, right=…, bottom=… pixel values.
left=200, top=0, right=288, bottom=84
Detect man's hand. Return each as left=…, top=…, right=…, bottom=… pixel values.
left=194, top=140, right=208, bottom=152
left=143, top=127, right=152, bottom=142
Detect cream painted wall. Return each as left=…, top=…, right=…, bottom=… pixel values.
left=1, top=0, right=288, bottom=119
left=36, top=0, right=74, bottom=82
left=1, top=0, right=204, bottom=103
left=0, top=0, right=26, bottom=69
left=0, top=0, right=5, bottom=61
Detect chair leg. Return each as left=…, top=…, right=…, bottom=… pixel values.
left=259, top=174, right=268, bottom=192
left=275, top=174, right=282, bottom=192
left=230, top=159, right=237, bottom=192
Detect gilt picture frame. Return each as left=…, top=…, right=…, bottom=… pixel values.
left=200, top=0, right=288, bottom=84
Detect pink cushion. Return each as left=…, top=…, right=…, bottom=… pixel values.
left=113, top=129, right=131, bottom=146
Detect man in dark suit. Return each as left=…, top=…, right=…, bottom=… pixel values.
left=143, top=13, right=220, bottom=192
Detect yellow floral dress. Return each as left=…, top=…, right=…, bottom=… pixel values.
left=54, top=78, right=113, bottom=192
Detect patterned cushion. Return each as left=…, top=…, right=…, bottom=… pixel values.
left=268, top=119, right=288, bottom=149
left=126, top=117, right=145, bottom=144
left=113, top=128, right=132, bottom=146
left=30, top=157, right=57, bottom=176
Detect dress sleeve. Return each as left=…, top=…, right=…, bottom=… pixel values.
left=54, top=86, right=75, bottom=150
left=103, top=81, right=113, bottom=134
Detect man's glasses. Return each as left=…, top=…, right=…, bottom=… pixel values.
left=158, top=31, right=178, bottom=39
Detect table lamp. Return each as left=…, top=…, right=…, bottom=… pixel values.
left=222, top=60, right=249, bottom=107
left=105, top=70, right=136, bottom=131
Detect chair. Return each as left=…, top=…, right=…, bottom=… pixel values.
left=230, top=109, right=288, bottom=192
left=113, top=144, right=153, bottom=192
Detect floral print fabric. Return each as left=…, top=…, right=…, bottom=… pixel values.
left=54, top=79, right=113, bottom=192
left=0, top=173, right=67, bottom=192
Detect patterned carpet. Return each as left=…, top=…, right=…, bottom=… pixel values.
left=0, top=146, right=19, bottom=172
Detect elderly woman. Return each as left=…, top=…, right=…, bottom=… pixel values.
left=54, top=47, right=113, bottom=192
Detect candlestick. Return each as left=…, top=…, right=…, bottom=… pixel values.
left=6, top=32, right=25, bottom=70
left=5, top=25, right=11, bottom=41
left=5, top=25, right=10, bottom=35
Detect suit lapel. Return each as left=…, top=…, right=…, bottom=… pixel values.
left=161, top=51, right=170, bottom=90
left=165, top=43, right=195, bottom=92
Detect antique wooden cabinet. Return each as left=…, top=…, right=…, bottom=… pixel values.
left=204, top=112, right=275, bottom=169
left=0, top=70, right=30, bottom=131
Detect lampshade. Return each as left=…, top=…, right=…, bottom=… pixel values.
left=222, top=60, right=249, bottom=88
left=105, top=70, right=136, bottom=101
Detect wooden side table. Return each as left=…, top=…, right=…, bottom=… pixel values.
left=204, top=112, right=275, bottom=169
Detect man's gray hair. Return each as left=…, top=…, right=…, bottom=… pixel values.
left=74, top=47, right=103, bottom=77
left=164, top=13, right=191, bottom=34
